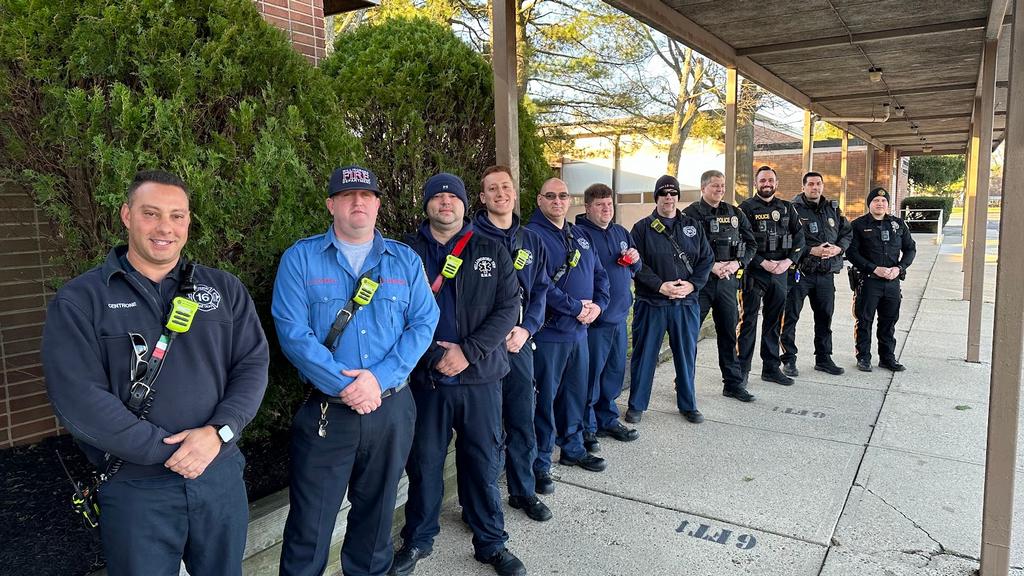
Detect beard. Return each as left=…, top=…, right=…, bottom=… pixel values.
left=756, top=186, right=775, bottom=199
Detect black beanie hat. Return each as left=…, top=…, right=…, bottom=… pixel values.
left=654, top=175, right=680, bottom=196
left=866, top=187, right=890, bottom=205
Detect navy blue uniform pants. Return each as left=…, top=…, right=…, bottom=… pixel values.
left=280, top=388, right=415, bottom=576
left=697, top=274, right=745, bottom=391
left=585, top=322, right=626, bottom=432
left=401, top=381, right=507, bottom=558
left=501, top=345, right=538, bottom=498
left=533, top=339, right=589, bottom=472
left=97, top=449, right=248, bottom=576
left=781, top=271, right=837, bottom=363
left=738, top=266, right=790, bottom=373
left=628, top=300, right=700, bottom=413
left=854, top=278, right=902, bottom=363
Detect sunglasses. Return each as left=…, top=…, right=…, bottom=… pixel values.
left=129, top=332, right=149, bottom=382
left=539, top=193, right=570, bottom=201
left=656, top=189, right=680, bottom=198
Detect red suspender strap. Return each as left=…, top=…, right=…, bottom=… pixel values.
left=430, top=230, right=474, bottom=293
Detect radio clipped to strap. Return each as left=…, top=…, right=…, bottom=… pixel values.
left=512, top=229, right=529, bottom=270
left=430, top=231, right=474, bottom=294
left=650, top=218, right=694, bottom=275
left=324, top=270, right=378, bottom=353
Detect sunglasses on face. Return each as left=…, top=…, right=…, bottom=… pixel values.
left=129, top=332, right=149, bottom=382
left=656, top=189, right=680, bottom=198
left=539, top=193, right=570, bottom=201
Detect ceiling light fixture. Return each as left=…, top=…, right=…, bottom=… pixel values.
left=868, top=67, right=883, bottom=83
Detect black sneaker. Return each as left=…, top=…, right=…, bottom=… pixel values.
left=814, top=359, right=845, bottom=375
left=583, top=431, right=601, bottom=453
left=856, top=358, right=873, bottom=372
left=723, top=388, right=755, bottom=402
left=534, top=471, right=554, bottom=495
left=390, top=546, right=431, bottom=576
left=761, top=370, right=794, bottom=386
left=782, top=359, right=799, bottom=377
left=475, top=548, right=527, bottom=576
left=508, top=494, right=552, bottom=522
left=596, top=422, right=640, bottom=442
left=624, top=409, right=643, bottom=423
left=681, top=410, right=705, bottom=423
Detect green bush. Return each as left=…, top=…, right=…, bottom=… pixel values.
left=901, top=196, right=953, bottom=233
left=0, top=0, right=362, bottom=442
left=322, top=16, right=549, bottom=234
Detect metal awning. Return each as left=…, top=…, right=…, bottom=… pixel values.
left=602, top=0, right=1013, bottom=156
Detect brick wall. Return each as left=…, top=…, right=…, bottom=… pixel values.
left=0, top=184, right=63, bottom=447
left=752, top=147, right=900, bottom=220
left=255, top=0, right=327, bottom=64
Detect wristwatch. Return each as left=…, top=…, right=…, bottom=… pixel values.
left=215, top=424, right=235, bottom=444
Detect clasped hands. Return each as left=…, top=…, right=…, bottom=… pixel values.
left=659, top=279, right=695, bottom=299
left=711, top=260, right=741, bottom=280
left=873, top=266, right=902, bottom=280
left=576, top=300, right=602, bottom=325
left=759, top=258, right=794, bottom=275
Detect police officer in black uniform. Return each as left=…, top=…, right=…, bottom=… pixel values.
left=682, top=169, right=757, bottom=402
left=780, top=171, right=852, bottom=377
left=847, top=187, right=916, bottom=372
left=737, top=166, right=805, bottom=386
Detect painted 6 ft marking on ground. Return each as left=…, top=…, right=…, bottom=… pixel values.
left=676, top=519, right=757, bottom=550
left=772, top=406, right=826, bottom=418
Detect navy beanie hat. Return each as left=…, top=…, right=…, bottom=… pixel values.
left=422, top=173, right=469, bottom=211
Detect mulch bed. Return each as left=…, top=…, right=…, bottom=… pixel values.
left=1, top=432, right=291, bottom=576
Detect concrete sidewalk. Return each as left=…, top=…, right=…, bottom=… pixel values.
left=402, top=229, right=1023, bottom=576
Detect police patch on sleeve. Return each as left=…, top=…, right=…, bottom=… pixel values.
left=576, top=236, right=591, bottom=250
left=620, top=240, right=628, bottom=251
left=683, top=225, right=697, bottom=237
left=190, top=284, right=222, bottom=312
left=474, top=257, right=495, bottom=278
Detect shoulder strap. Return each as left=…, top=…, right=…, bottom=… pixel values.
left=323, top=269, right=379, bottom=352
left=430, top=230, right=474, bottom=294
left=650, top=218, right=694, bottom=276
left=551, top=227, right=579, bottom=284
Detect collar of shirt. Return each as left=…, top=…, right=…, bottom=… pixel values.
left=317, top=227, right=394, bottom=277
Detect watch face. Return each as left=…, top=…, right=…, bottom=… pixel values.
left=217, top=425, right=235, bottom=443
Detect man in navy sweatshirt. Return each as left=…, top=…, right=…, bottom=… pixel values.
left=574, top=184, right=641, bottom=452
left=472, top=165, right=553, bottom=521
left=42, top=170, right=269, bottom=576
left=396, top=173, right=526, bottom=576
left=527, top=178, right=611, bottom=482
left=627, top=175, right=713, bottom=425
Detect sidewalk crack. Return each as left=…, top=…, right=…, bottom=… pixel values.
left=860, top=485, right=980, bottom=564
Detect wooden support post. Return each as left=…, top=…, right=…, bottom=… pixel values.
left=967, top=39, right=998, bottom=363
left=802, top=108, right=814, bottom=173
left=964, top=113, right=981, bottom=286
left=492, top=0, right=520, bottom=205
left=840, top=130, right=849, bottom=212
left=979, top=5, right=1021, bottom=574
left=724, top=67, right=738, bottom=205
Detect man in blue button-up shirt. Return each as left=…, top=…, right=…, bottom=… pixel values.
left=272, top=166, right=439, bottom=576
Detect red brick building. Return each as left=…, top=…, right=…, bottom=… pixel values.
left=753, top=140, right=910, bottom=220
left=0, top=1, right=335, bottom=448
